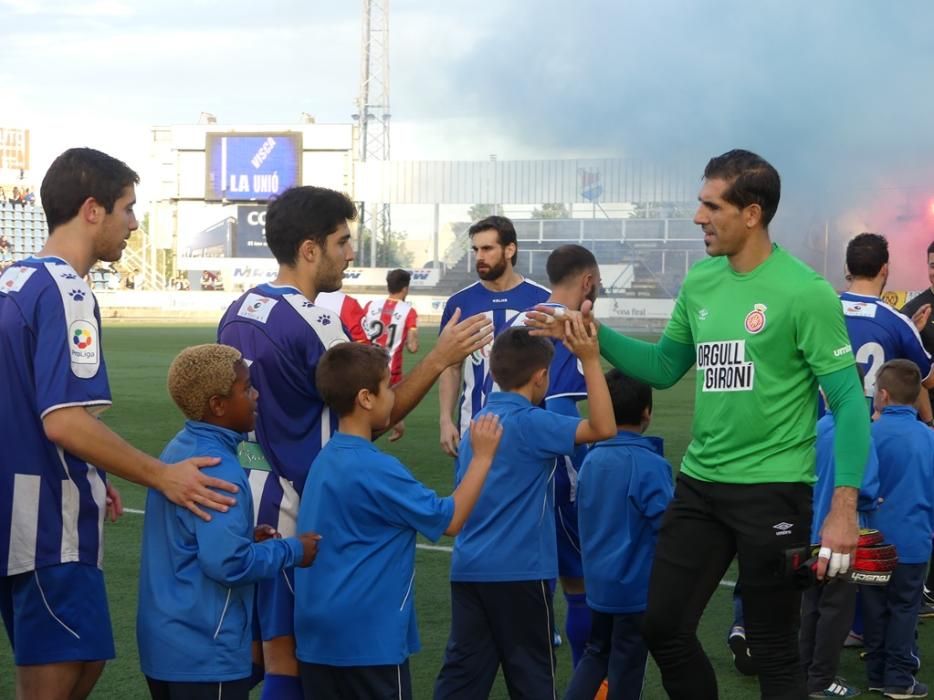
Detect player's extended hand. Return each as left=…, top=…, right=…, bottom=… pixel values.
left=433, top=308, right=494, bottom=368
left=440, top=419, right=461, bottom=457
left=158, top=456, right=237, bottom=522
left=296, top=533, right=323, bottom=567
left=389, top=419, right=406, bottom=443
left=105, top=481, right=123, bottom=523
left=816, top=488, right=860, bottom=580
left=561, top=314, right=600, bottom=362
left=525, top=299, right=596, bottom=340
left=469, top=414, right=503, bottom=463
left=912, top=303, right=932, bottom=333
left=254, top=524, right=281, bottom=542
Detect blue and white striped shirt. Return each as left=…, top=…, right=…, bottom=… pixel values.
left=0, top=257, right=111, bottom=577
left=218, top=283, right=349, bottom=536
left=440, top=279, right=550, bottom=436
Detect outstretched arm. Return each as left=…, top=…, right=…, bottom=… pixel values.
left=525, top=300, right=695, bottom=389
left=44, top=406, right=234, bottom=521
left=598, top=327, right=696, bottom=389
left=383, top=308, right=492, bottom=433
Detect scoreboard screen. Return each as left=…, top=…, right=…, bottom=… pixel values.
left=205, top=132, right=302, bottom=201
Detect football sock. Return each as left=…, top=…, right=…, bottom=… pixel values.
left=249, top=664, right=264, bottom=690
left=260, top=673, right=302, bottom=700
left=564, top=592, right=590, bottom=668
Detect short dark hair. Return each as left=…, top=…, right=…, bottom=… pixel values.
left=605, top=369, right=652, bottom=426
left=386, top=268, right=411, bottom=294
left=489, top=327, right=554, bottom=390
left=469, top=215, right=518, bottom=266
left=703, top=149, right=781, bottom=227
left=265, top=186, right=357, bottom=265
left=40, top=148, right=139, bottom=233
left=876, top=359, right=921, bottom=405
left=315, top=343, right=389, bottom=417
left=546, top=245, right=597, bottom=286
left=926, top=241, right=934, bottom=257
left=846, top=232, right=888, bottom=279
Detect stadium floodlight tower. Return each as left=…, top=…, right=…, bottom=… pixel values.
left=353, top=0, right=391, bottom=268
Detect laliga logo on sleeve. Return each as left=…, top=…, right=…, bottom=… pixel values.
left=744, top=303, right=767, bottom=334
left=69, top=320, right=98, bottom=363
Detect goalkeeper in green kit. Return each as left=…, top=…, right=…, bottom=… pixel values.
left=528, top=150, right=870, bottom=700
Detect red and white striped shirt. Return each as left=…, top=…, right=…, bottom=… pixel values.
left=361, top=297, right=418, bottom=383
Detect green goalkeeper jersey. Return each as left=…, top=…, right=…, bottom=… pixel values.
left=665, top=244, right=855, bottom=485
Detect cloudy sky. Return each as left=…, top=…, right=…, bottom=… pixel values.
left=3, top=0, right=934, bottom=283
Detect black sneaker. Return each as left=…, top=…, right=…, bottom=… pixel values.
left=808, top=677, right=861, bottom=697
left=728, top=625, right=757, bottom=676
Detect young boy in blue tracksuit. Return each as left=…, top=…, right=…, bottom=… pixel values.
left=294, top=343, right=503, bottom=699
left=863, top=359, right=934, bottom=699
left=137, top=344, right=320, bottom=700
left=434, top=321, right=617, bottom=700
left=563, top=369, right=673, bottom=700
left=799, top=401, right=880, bottom=699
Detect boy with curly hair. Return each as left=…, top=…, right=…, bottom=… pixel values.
left=137, top=344, right=321, bottom=700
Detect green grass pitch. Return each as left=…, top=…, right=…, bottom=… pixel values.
left=2, top=323, right=928, bottom=698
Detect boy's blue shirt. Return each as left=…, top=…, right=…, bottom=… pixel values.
left=294, top=432, right=454, bottom=666
left=577, top=430, right=673, bottom=613
left=813, top=413, right=881, bottom=541
left=867, top=405, right=934, bottom=564
left=137, top=421, right=303, bottom=682
left=451, top=391, right=581, bottom=582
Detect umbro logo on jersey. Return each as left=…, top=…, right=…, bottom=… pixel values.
left=773, top=522, right=793, bottom=536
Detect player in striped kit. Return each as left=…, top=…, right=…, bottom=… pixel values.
left=438, top=216, right=550, bottom=456
left=0, top=148, right=235, bottom=700
left=218, top=186, right=492, bottom=699
left=362, top=268, right=420, bottom=440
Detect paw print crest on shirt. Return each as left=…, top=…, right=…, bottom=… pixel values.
left=68, top=289, right=86, bottom=302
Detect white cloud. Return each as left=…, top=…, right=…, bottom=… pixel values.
left=0, top=0, right=132, bottom=16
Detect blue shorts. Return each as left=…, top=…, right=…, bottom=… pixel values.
left=246, top=467, right=299, bottom=642
left=255, top=569, right=295, bottom=641
left=555, top=456, right=583, bottom=579
left=0, top=562, right=115, bottom=665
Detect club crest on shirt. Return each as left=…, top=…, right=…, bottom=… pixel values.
left=744, top=304, right=767, bottom=334
left=237, top=293, right=277, bottom=324
left=842, top=300, right=878, bottom=319
left=0, top=265, right=35, bottom=293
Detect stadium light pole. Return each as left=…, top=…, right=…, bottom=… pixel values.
left=355, top=0, right=391, bottom=268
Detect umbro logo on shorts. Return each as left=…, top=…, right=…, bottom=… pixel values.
left=772, top=522, right=793, bottom=536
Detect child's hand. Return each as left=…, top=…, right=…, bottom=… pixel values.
left=105, top=482, right=123, bottom=523
left=389, top=419, right=406, bottom=443
left=469, top=414, right=503, bottom=463
left=297, top=533, right=323, bottom=567
left=254, top=524, right=281, bottom=542
left=561, top=314, right=599, bottom=362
